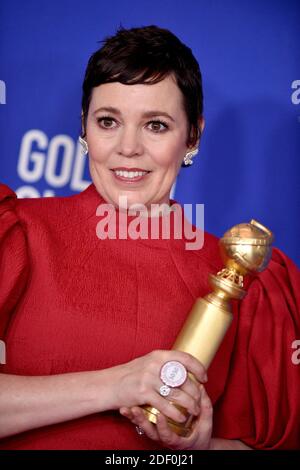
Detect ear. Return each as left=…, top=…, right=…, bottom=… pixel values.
left=198, top=116, right=205, bottom=134
left=188, top=116, right=205, bottom=149
left=81, top=111, right=86, bottom=138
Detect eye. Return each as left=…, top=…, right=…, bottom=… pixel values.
left=147, top=120, right=169, bottom=133
left=97, top=116, right=117, bottom=129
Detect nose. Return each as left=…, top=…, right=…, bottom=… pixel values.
left=117, top=125, right=143, bottom=158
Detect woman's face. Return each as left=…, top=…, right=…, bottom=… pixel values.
left=85, top=75, right=202, bottom=210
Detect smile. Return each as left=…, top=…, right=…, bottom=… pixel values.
left=111, top=168, right=151, bottom=183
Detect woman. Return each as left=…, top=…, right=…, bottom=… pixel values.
left=0, top=25, right=299, bottom=450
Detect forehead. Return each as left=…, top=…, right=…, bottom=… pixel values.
left=89, top=75, right=185, bottom=115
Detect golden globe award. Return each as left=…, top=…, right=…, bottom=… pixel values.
left=143, top=219, right=274, bottom=436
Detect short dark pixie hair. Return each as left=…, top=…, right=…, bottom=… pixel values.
left=81, top=25, right=203, bottom=147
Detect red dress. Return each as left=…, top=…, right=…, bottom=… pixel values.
left=0, top=183, right=299, bottom=449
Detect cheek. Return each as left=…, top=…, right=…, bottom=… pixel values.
left=88, top=138, right=113, bottom=164
left=86, top=121, right=112, bottom=161
left=154, top=142, right=184, bottom=171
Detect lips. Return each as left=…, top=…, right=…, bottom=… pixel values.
left=111, top=167, right=151, bottom=183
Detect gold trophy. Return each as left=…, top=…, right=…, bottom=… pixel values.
left=143, top=219, right=274, bottom=436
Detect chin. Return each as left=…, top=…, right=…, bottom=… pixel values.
left=113, top=192, right=145, bottom=209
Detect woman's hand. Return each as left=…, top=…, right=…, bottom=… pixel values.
left=119, top=383, right=213, bottom=450
left=112, top=350, right=208, bottom=426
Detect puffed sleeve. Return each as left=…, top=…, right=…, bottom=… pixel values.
left=213, top=248, right=300, bottom=449
left=0, top=184, right=29, bottom=339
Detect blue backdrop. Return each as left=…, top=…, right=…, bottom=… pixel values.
left=0, top=0, right=299, bottom=265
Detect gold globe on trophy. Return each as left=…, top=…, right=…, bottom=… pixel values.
left=143, top=219, right=274, bottom=436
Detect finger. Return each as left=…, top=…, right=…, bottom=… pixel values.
left=181, top=375, right=201, bottom=395
left=119, top=406, right=134, bottom=420
left=148, top=393, right=188, bottom=424
left=180, top=377, right=202, bottom=407
left=198, top=385, right=213, bottom=433
left=183, top=386, right=213, bottom=450
left=164, top=385, right=213, bottom=451
left=166, top=386, right=200, bottom=417
left=155, top=412, right=185, bottom=449
left=130, top=407, right=160, bottom=441
left=156, top=375, right=202, bottom=417
left=151, top=350, right=207, bottom=384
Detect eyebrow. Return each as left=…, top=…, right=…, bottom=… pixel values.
left=93, top=106, right=175, bottom=122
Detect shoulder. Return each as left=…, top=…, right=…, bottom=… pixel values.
left=0, top=183, right=18, bottom=216
left=0, top=183, right=100, bottom=232
left=246, top=246, right=300, bottom=303
left=0, top=184, right=30, bottom=336
left=244, top=245, right=300, bottom=289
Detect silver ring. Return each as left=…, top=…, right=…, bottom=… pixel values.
left=135, top=425, right=145, bottom=435
left=159, top=384, right=171, bottom=397
left=160, top=360, right=187, bottom=388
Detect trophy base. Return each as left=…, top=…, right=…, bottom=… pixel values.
left=143, top=404, right=193, bottom=437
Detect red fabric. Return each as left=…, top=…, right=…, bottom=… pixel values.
left=0, top=183, right=299, bottom=449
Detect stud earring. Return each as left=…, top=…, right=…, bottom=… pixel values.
left=183, top=148, right=198, bottom=166
left=79, top=136, right=88, bottom=156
